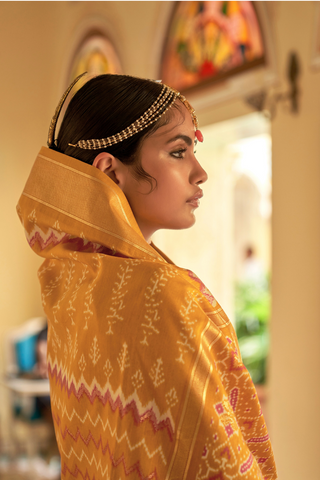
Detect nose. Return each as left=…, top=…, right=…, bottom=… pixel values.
left=192, top=158, right=208, bottom=185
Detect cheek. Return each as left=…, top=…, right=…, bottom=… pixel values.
left=122, top=171, right=151, bottom=204
left=159, top=171, right=188, bottom=199
left=150, top=177, right=188, bottom=217
left=124, top=167, right=189, bottom=220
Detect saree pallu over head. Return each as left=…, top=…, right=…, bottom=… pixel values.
left=17, top=146, right=277, bottom=480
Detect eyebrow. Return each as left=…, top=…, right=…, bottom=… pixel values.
left=166, top=134, right=193, bottom=146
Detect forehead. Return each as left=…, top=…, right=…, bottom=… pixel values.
left=150, top=102, right=194, bottom=139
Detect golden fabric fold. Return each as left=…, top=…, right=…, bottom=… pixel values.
left=17, top=147, right=277, bottom=480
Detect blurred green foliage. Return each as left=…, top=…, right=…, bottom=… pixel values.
left=235, top=276, right=270, bottom=384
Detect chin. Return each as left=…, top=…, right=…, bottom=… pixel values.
left=171, top=217, right=196, bottom=231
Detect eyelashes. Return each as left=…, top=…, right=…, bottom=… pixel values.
left=171, top=148, right=187, bottom=159
left=170, top=148, right=197, bottom=158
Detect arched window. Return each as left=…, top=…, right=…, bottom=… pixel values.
left=69, top=33, right=122, bottom=83
left=161, top=1, right=265, bottom=92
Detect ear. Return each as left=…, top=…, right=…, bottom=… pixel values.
left=93, top=152, right=124, bottom=186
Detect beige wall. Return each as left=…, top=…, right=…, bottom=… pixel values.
left=1, top=2, right=319, bottom=479
left=269, top=3, right=320, bottom=479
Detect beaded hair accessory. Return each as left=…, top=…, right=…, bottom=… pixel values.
left=47, top=73, right=203, bottom=150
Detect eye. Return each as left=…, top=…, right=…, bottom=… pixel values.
left=171, top=148, right=187, bottom=159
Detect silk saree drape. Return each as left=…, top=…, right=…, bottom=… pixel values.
left=17, top=146, right=277, bottom=480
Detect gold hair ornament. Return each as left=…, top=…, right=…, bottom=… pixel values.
left=47, top=72, right=87, bottom=148
left=69, top=85, right=179, bottom=150
left=67, top=83, right=202, bottom=150
left=47, top=73, right=203, bottom=150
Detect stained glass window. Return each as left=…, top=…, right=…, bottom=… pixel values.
left=161, top=1, right=265, bottom=91
left=69, top=34, right=122, bottom=83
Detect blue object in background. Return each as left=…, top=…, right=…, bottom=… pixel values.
left=15, top=334, right=38, bottom=372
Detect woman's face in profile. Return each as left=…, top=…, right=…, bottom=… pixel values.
left=121, top=103, right=208, bottom=241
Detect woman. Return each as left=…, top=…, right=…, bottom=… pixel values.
left=17, top=74, right=277, bottom=479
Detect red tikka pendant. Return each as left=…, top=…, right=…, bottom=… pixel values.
left=195, top=129, right=204, bottom=142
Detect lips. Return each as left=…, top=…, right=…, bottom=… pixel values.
left=186, top=189, right=203, bottom=208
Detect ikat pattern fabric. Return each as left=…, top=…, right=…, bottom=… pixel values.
left=17, top=147, right=277, bottom=480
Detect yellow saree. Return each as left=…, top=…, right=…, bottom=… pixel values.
left=17, top=146, right=277, bottom=480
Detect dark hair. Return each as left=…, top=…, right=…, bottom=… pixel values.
left=54, top=74, right=180, bottom=186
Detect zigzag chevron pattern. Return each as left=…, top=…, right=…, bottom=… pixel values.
left=26, top=224, right=128, bottom=255
left=48, top=359, right=175, bottom=441
left=50, top=401, right=167, bottom=465
left=59, top=445, right=158, bottom=480
left=25, top=225, right=67, bottom=250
